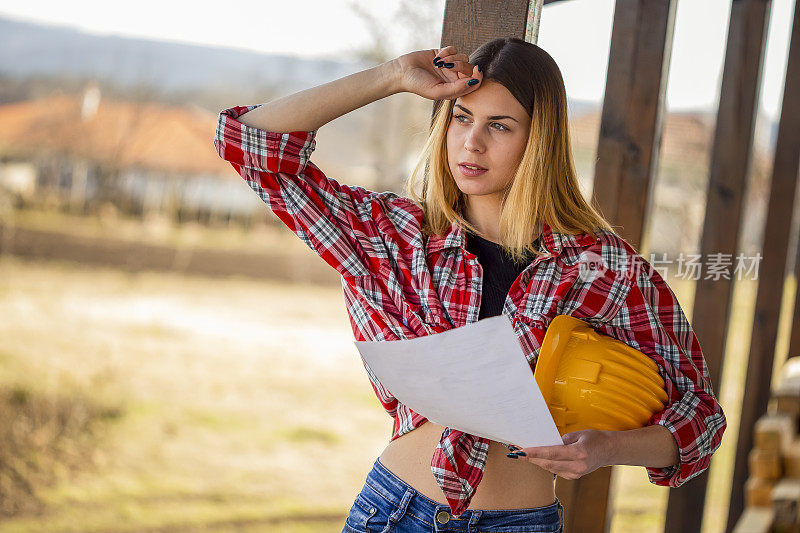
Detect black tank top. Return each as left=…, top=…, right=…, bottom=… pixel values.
left=464, top=230, right=537, bottom=320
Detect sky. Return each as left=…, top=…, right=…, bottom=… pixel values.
left=0, top=0, right=794, bottom=120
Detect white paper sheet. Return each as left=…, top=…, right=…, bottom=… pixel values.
left=353, top=314, right=563, bottom=447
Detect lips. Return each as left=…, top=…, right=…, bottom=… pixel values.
left=458, top=162, right=487, bottom=170
left=458, top=164, right=488, bottom=177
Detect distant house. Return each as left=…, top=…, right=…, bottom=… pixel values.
left=0, top=81, right=773, bottom=253
left=0, top=81, right=267, bottom=224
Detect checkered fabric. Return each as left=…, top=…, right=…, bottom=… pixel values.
left=214, top=104, right=727, bottom=516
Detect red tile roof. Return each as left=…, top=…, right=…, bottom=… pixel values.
left=0, top=89, right=234, bottom=177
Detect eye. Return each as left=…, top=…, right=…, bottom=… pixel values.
left=453, top=114, right=509, bottom=132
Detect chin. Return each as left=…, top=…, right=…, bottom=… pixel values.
left=453, top=179, right=498, bottom=196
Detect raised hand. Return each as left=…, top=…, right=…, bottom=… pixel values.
left=394, top=45, right=483, bottom=101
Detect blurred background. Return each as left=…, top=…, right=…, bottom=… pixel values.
left=0, top=0, right=794, bottom=531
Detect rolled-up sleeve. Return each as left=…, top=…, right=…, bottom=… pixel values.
left=214, top=104, right=386, bottom=279
left=596, top=263, right=727, bottom=487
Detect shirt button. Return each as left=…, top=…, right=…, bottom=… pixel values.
left=436, top=510, right=451, bottom=524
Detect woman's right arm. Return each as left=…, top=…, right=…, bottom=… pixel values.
left=235, top=60, right=403, bottom=132
left=213, top=46, right=482, bottom=279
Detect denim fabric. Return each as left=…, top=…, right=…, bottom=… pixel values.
left=342, top=457, right=563, bottom=532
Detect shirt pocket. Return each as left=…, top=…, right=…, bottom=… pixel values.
left=558, top=264, right=635, bottom=327
left=512, top=272, right=561, bottom=330
left=512, top=262, right=634, bottom=331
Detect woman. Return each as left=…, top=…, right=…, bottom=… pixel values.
left=214, top=38, right=726, bottom=533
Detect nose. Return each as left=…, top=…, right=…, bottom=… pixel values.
left=463, top=126, right=486, bottom=153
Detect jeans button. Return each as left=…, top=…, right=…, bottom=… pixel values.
left=436, top=510, right=451, bottom=524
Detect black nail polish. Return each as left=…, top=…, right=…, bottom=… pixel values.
left=443, top=62, right=454, bottom=68
left=477, top=65, right=482, bottom=73
left=433, top=56, right=441, bottom=62
left=468, top=79, right=479, bottom=86
left=515, top=451, right=527, bottom=456
left=508, top=445, right=519, bottom=451
left=506, top=453, right=519, bottom=458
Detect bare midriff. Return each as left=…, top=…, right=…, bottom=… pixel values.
left=378, top=419, right=556, bottom=511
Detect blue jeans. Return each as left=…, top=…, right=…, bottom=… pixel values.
left=342, top=456, right=564, bottom=532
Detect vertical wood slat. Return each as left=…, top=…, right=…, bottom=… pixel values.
left=556, top=467, right=615, bottom=532
left=670, top=2, right=772, bottom=532
left=728, top=1, right=800, bottom=531
left=583, top=2, right=675, bottom=530
left=439, top=0, right=532, bottom=62
left=780, top=0, right=800, bottom=392
left=592, top=0, right=676, bottom=253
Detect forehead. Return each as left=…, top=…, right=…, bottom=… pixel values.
left=454, top=81, right=523, bottom=115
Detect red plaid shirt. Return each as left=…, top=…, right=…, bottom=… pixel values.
left=214, top=104, right=727, bottom=517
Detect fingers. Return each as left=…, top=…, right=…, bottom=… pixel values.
left=436, top=45, right=458, bottom=58
left=433, top=46, right=480, bottom=74
left=516, top=443, right=577, bottom=461
left=437, top=53, right=470, bottom=65
left=426, top=54, right=482, bottom=100
left=436, top=60, right=474, bottom=78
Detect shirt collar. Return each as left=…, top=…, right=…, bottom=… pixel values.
left=424, top=220, right=599, bottom=256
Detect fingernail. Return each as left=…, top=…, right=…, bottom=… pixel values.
left=506, top=453, right=519, bottom=459
left=514, top=451, right=527, bottom=456
left=477, top=65, right=482, bottom=73
left=508, top=445, right=520, bottom=451
left=443, top=62, right=455, bottom=68
left=467, top=79, right=479, bottom=86
left=433, top=56, right=441, bottom=63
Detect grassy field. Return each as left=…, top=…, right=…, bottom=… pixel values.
left=0, top=208, right=763, bottom=532
left=0, top=255, right=389, bottom=532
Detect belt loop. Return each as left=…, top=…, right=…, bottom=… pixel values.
left=468, top=509, right=482, bottom=532
left=386, top=488, right=413, bottom=528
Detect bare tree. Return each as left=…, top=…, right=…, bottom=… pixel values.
left=345, top=0, right=445, bottom=193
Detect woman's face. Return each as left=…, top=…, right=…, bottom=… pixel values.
left=446, top=80, right=531, bottom=200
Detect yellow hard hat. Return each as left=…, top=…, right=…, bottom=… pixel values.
left=532, top=314, right=669, bottom=434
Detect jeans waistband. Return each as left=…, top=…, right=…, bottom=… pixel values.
left=365, top=456, right=562, bottom=531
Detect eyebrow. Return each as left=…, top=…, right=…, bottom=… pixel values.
left=454, top=104, right=519, bottom=123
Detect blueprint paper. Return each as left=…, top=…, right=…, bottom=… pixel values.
left=353, top=314, right=563, bottom=447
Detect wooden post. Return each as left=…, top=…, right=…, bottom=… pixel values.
left=781, top=1, right=800, bottom=407
left=591, top=0, right=676, bottom=252
left=570, top=2, right=676, bottom=532
left=664, top=0, right=769, bottom=533
left=728, top=1, right=800, bottom=531
left=666, top=1, right=773, bottom=533
left=438, top=0, right=534, bottom=72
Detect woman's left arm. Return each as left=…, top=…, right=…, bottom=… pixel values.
left=606, top=424, right=680, bottom=469
left=506, top=425, right=678, bottom=479
left=508, top=258, right=726, bottom=483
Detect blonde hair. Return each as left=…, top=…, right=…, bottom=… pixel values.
left=402, top=38, right=616, bottom=264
